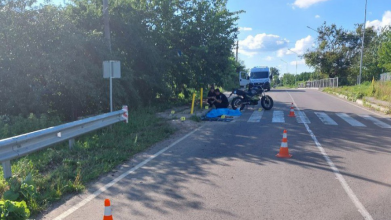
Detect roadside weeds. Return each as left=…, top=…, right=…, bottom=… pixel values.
left=0, top=108, right=176, bottom=217
left=321, top=89, right=391, bottom=115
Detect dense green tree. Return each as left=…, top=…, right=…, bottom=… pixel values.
left=270, top=67, right=280, bottom=85
left=303, top=22, right=391, bottom=85
left=280, top=73, right=296, bottom=86
left=0, top=1, right=108, bottom=118
left=303, top=22, right=361, bottom=83
left=0, top=0, right=242, bottom=119
left=378, top=28, right=391, bottom=72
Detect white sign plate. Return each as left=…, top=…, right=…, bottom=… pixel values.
left=103, top=60, right=121, bottom=78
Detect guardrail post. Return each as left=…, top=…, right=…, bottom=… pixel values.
left=2, top=161, right=12, bottom=179
left=122, top=105, right=128, bottom=123
left=69, top=138, right=75, bottom=149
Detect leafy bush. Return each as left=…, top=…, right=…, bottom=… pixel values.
left=3, top=174, right=37, bottom=204
left=356, top=91, right=365, bottom=100
left=0, top=200, right=30, bottom=220
left=0, top=114, right=61, bottom=139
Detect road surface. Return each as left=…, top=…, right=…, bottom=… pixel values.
left=43, top=89, right=391, bottom=220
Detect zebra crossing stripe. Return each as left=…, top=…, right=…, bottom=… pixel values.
left=272, top=111, right=285, bottom=123
left=248, top=110, right=264, bottom=122
left=336, top=113, right=366, bottom=127
left=360, top=115, right=391, bottom=128
left=245, top=111, right=390, bottom=127
left=314, top=112, right=338, bottom=125
left=295, top=111, right=310, bottom=124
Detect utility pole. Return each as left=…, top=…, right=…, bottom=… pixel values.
left=103, top=0, right=112, bottom=113
left=280, top=59, right=289, bottom=86
left=288, top=49, right=299, bottom=87
left=103, top=0, right=112, bottom=53
left=359, top=0, right=368, bottom=85
left=288, top=49, right=298, bottom=75
left=280, top=59, right=288, bottom=74
left=235, top=40, right=239, bottom=62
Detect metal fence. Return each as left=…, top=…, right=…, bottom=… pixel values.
left=0, top=106, right=128, bottom=178
left=297, top=77, right=339, bottom=88
left=380, top=73, right=391, bottom=81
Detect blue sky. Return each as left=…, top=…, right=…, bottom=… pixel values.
left=227, top=0, right=391, bottom=74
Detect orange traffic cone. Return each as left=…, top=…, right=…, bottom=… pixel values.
left=288, top=103, right=295, bottom=117
left=103, top=199, right=113, bottom=220
left=276, top=130, right=292, bottom=158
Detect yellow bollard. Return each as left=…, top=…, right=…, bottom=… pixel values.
left=190, top=93, right=196, bottom=114
left=200, top=88, right=203, bottom=109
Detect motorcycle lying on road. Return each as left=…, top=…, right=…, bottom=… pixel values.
left=229, top=84, right=274, bottom=110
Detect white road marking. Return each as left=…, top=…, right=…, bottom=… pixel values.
left=336, top=113, right=366, bottom=127
left=287, top=91, right=373, bottom=220
left=295, top=111, right=311, bottom=124
left=53, top=125, right=204, bottom=220
left=272, top=110, right=285, bottom=123
left=248, top=110, right=264, bottom=122
left=360, top=115, right=391, bottom=128
left=314, top=112, right=338, bottom=125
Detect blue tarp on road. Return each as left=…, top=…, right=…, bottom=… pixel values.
left=206, top=108, right=242, bottom=118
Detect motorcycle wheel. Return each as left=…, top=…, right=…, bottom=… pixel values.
left=231, top=97, right=245, bottom=110
left=261, top=95, right=273, bottom=110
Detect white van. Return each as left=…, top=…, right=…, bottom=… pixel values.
left=239, top=71, right=250, bottom=89
left=239, top=66, right=272, bottom=91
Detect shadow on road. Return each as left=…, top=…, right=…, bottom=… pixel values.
left=91, top=97, right=391, bottom=218
left=268, top=89, right=306, bottom=93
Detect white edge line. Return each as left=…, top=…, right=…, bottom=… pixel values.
left=320, top=90, right=389, bottom=119
left=286, top=91, right=373, bottom=220
left=54, top=125, right=204, bottom=220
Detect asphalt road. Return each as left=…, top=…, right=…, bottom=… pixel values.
left=44, top=89, right=391, bottom=220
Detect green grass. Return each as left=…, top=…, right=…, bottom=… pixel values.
left=189, top=115, right=202, bottom=122
left=0, top=114, right=62, bottom=139
left=323, top=81, right=391, bottom=103
left=0, top=108, right=175, bottom=217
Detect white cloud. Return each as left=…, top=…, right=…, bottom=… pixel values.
left=265, top=56, right=274, bottom=61
left=293, top=0, right=330, bottom=8
left=238, top=33, right=289, bottom=57
left=287, top=35, right=315, bottom=55
left=366, top=11, right=391, bottom=31
left=239, top=27, right=253, bottom=31
left=315, top=15, right=320, bottom=18
left=290, top=59, right=306, bottom=65
left=238, top=49, right=258, bottom=57
left=277, top=48, right=288, bottom=57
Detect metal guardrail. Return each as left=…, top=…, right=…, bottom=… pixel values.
left=298, top=77, right=339, bottom=88
left=0, top=106, right=128, bottom=178
left=380, top=73, right=391, bottom=81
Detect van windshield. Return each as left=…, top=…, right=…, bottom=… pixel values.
left=250, top=71, right=269, bottom=79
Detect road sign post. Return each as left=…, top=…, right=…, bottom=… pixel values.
left=103, top=61, right=121, bottom=112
